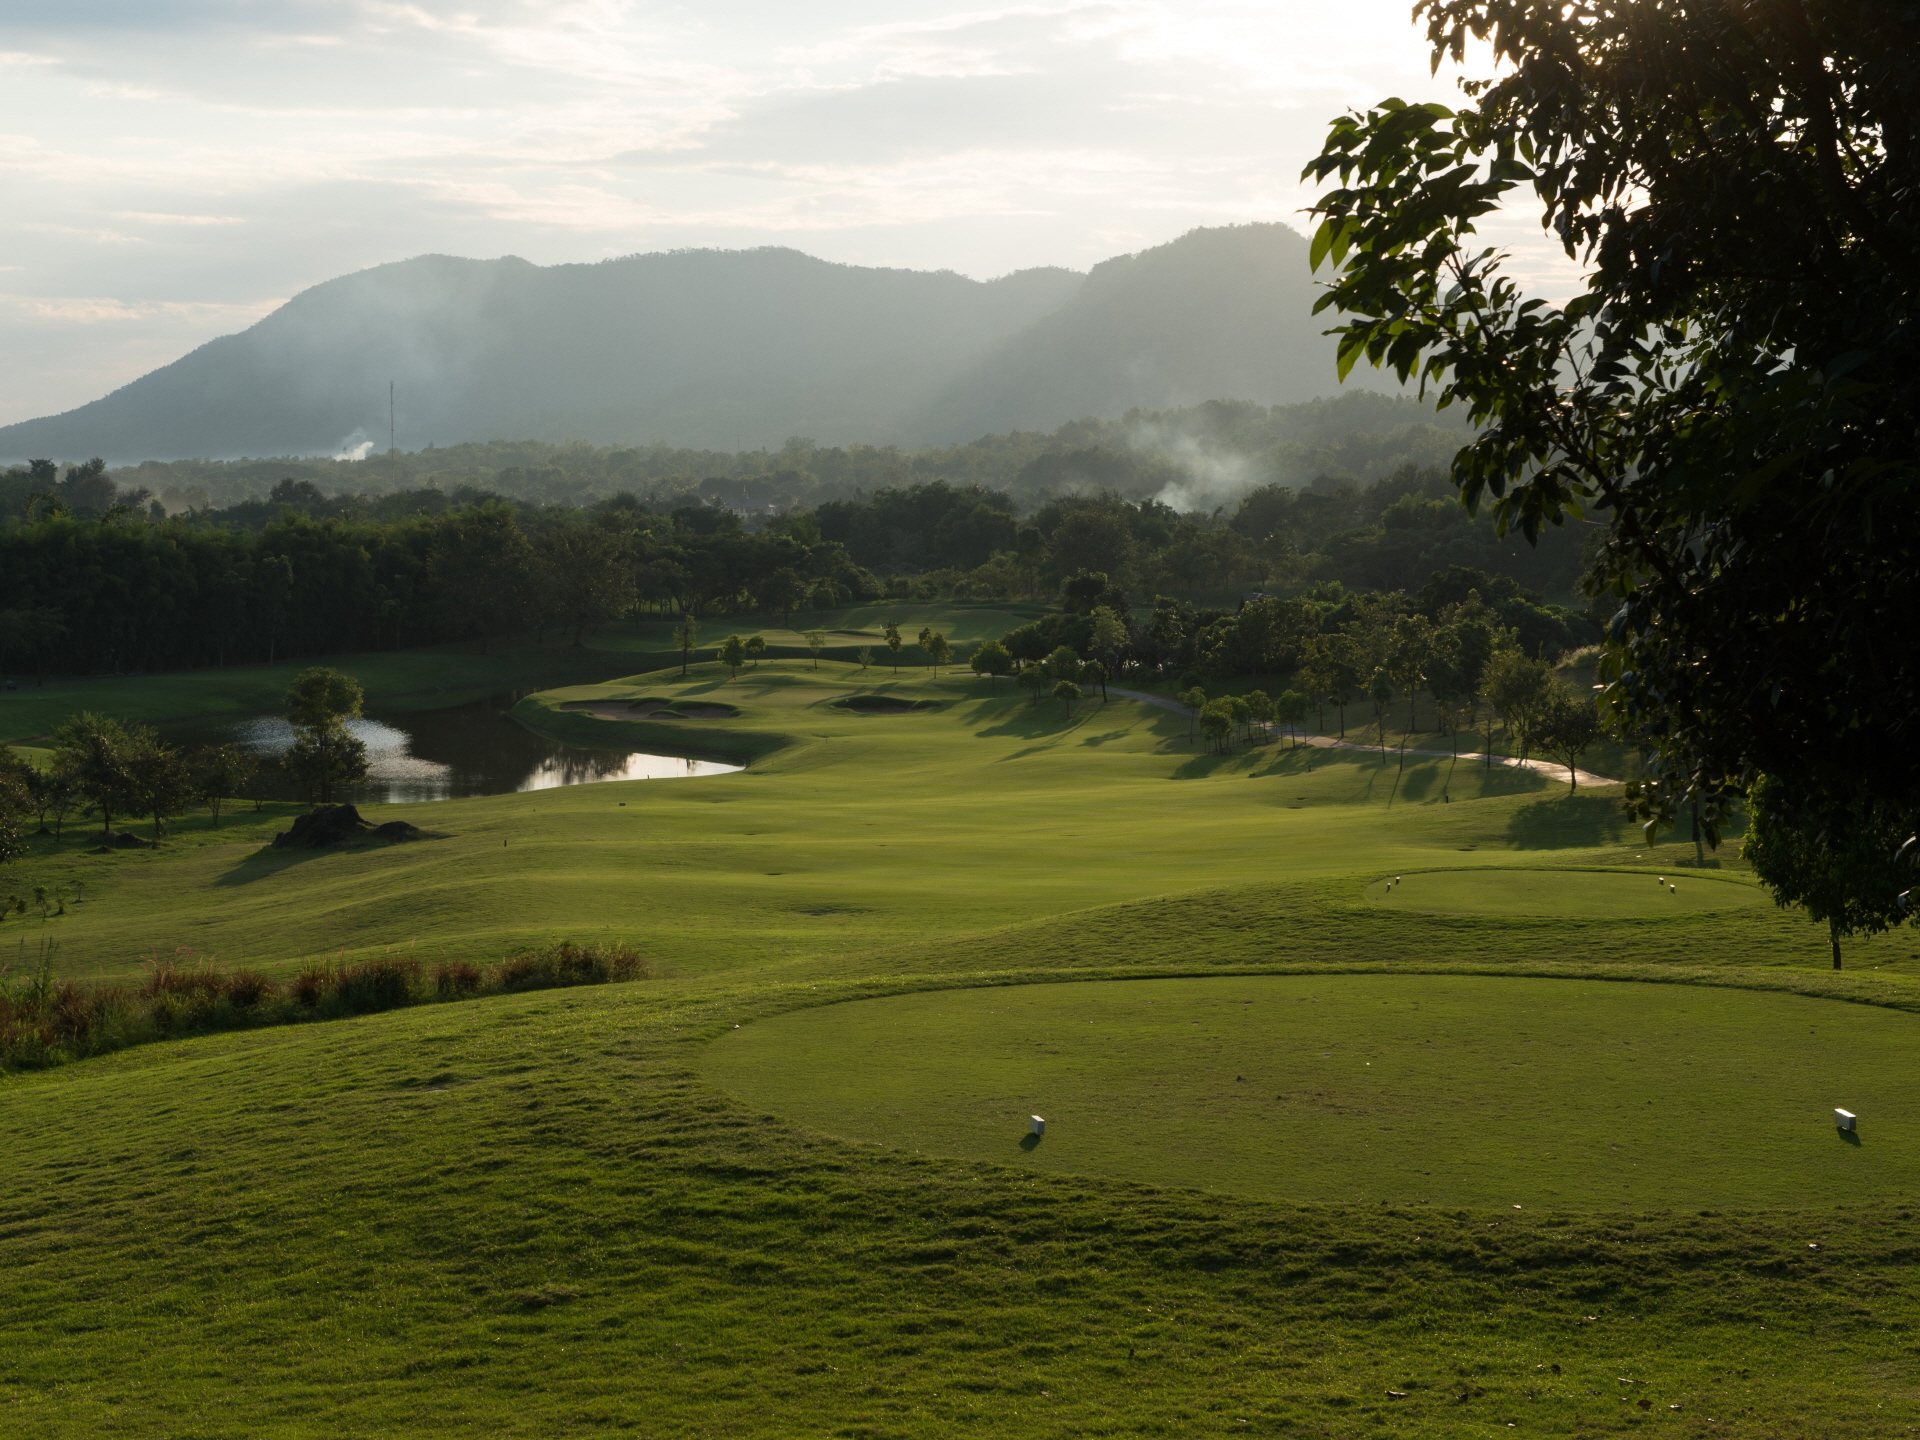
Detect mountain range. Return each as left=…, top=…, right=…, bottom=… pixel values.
left=0, top=223, right=1387, bottom=464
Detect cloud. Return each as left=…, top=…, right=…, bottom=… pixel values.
left=2, top=0, right=1586, bottom=422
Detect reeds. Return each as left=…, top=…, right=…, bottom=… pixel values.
left=0, top=940, right=652, bottom=1072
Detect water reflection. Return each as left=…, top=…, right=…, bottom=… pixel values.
left=163, top=692, right=741, bottom=804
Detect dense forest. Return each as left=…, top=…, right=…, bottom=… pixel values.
left=0, top=420, right=1598, bottom=682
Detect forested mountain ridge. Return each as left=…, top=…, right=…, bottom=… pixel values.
left=0, top=225, right=1384, bottom=464
left=917, top=224, right=1359, bottom=442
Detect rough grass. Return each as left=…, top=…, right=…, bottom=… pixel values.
left=0, top=940, right=649, bottom=1070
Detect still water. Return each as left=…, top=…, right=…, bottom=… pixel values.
left=162, top=691, right=741, bottom=804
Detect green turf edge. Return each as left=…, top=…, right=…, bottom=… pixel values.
left=509, top=690, right=795, bottom=766
left=695, top=958, right=1920, bottom=1045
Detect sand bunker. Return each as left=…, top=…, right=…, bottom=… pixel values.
left=560, top=697, right=740, bottom=721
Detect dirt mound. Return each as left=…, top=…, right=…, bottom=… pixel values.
left=834, top=695, right=940, bottom=714
left=273, top=804, right=424, bottom=849
left=91, top=831, right=152, bottom=852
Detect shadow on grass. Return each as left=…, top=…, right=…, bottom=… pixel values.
left=1172, top=751, right=1248, bottom=778
left=974, top=706, right=1093, bottom=745
left=1839, top=1128, right=1863, bottom=1147
left=1505, top=793, right=1630, bottom=849
left=1398, top=763, right=1440, bottom=803
left=214, top=834, right=435, bottom=887
left=1019, top=1132, right=1043, bottom=1152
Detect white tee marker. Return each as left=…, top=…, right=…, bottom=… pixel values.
left=1029, top=1116, right=1046, bottom=1136
left=1835, top=1108, right=1857, bottom=1132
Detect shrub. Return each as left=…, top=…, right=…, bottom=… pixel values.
left=434, top=960, right=484, bottom=997
left=1, top=939, right=650, bottom=1072
left=497, top=940, right=648, bottom=992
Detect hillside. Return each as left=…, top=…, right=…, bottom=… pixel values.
left=918, top=223, right=1359, bottom=442
left=0, top=226, right=1385, bottom=464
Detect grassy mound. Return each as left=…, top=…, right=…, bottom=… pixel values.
left=1366, top=867, right=1768, bottom=916
left=707, top=973, right=1904, bottom=1208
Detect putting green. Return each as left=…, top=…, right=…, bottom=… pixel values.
left=705, top=974, right=1912, bottom=1208
left=1367, top=867, right=1767, bottom=916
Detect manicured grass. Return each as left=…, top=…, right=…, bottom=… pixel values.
left=12, top=645, right=1920, bottom=1434
left=707, top=973, right=1908, bottom=1208
left=1365, top=867, right=1769, bottom=916
left=23, top=659, right=1794, bottom=986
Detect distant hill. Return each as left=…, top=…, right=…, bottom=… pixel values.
left=0, top=225, right=1385, bottom=463
left=917, top=224, right=1364, bottom=442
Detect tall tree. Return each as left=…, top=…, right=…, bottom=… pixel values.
left=970, top=640, right=1012, bottom=687
left=535, top=523, right=635, bottom=647
left=1178, top=686, right=1208, bottom=744
left=282, top=667, right=369, bottom=805
left=191, top=743, right=257, bottom=828
left=717, top=634, right=748, bottom=678
left=1484, top=646, right=1551, bottom=766
left=883, top=621, right=903, bottom=673
left=674, top=614, right=701, bottom=675
left=52, top=713, right=136, bottom=837
left=1533, top=687, right=1601, bottom=794
left=427, top=504, right=533, bottom=655
left=1745, top=778, right=1912, bottom=970
left=1367, top=670, right=1395, bottom=763
left=1088, top=606, right=1130, bottom=676
left=805, top=629, right=827, bottom=670
left=123, top=738, right=195, bottom=842
left=1275, top=689, right=1311, bottom=749
left=1304, top=0, right=1920, bottom=929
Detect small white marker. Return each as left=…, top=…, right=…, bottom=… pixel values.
left=1835, top=1108, right=1857, bottom=1131
left=1029, top=1115, right=1046, bottom=1136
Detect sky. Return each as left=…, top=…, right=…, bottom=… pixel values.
left=0, top=0, right=1584, bottom=428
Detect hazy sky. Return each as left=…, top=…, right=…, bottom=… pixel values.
left=0, top=0, right=1581, bottom=427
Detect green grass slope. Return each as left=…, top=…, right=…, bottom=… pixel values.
left=7, top=651, right=1920, bottom=1434
left=23, top=658, right=1832, bottom=986
left=707, top=973, right=1914, bottom=1208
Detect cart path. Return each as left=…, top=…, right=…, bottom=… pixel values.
left=1102, top=686, right=1619, bottom=790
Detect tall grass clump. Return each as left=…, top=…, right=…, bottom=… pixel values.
left=0, top=939, right=651, bottom=1073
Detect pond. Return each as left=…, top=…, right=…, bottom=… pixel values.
left=161, top=691, right=742, bottom=804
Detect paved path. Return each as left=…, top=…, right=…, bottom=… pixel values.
left=1102, top=686, right=1618, bottom=789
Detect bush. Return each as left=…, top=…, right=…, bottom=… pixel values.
left=434, top=960, right=483, bottom=997
left=497, top=940, right=648, bottom=991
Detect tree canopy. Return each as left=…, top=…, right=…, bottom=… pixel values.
left=1307, top=0, right=1920, bottom=925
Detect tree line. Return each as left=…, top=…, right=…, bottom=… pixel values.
left=0, top=494, right=886, bottom=679
left=975, top=575, right=1603, bottom=786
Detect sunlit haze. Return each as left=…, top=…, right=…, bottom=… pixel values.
left=0, top=0, right=1582, bottom=429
